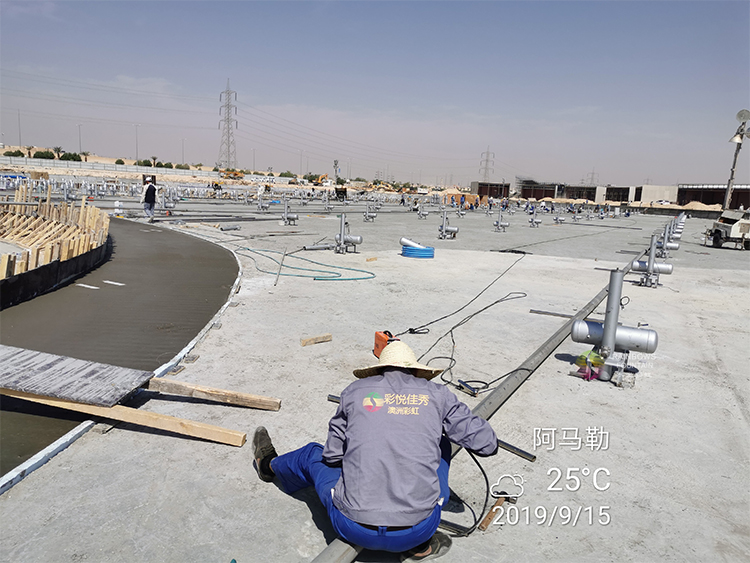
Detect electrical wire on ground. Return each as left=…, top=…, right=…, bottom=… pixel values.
left=395, top=254, right=526, bottom=337
left=237, top=248, right=375, bottom=281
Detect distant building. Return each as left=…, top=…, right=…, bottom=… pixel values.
left=677, top=184, right=749, bottom=209
left=469, top=181, right=510, bottom=199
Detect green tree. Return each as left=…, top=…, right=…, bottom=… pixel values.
left=163, top=162, right=173, bottom=169
left=52, top=146, right=63, bottom=159
left=336, top=177, right=346, bottom=185
left=155, top=162, right=164, bottom=168
left=33, top=150, right=55, bottom=159
left=4, top=150, right=24, bottom=157
left=175, top=163, right=190, bottom=170
left=279, top=170, right=296, bottom=178
left=353, top=177, right=367, bottom=182
left=115, top=158, right=125, bottom=165
left=60, top=152, right=82, bottom=161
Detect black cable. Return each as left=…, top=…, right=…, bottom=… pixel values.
left=394, top=254, right=526, bottom=337
left=445, top=449, right=492, bottom=538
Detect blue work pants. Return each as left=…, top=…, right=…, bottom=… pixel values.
left=270, top=438, right=451, bottom=553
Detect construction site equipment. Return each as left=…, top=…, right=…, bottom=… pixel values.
left=282, top=197, right=299, bottom=226
left=335, top=213, right=362, bottom=253
left=313, top=174, right=329, bottom=186
left=631, top=234, right=673, bottom=287
left=553, top=214, right=566, bottom=224
left=529, top=208, right=541, bottom=227
left=438, top=210, right=458, bottom=239
left=656, top=223, right=680, bottom=258
left=220, top=170, right=245, bottom=180
left=373, top=331, right=397, bottom=358
left=708, top=209, right=750, bottom=249
left=571, top=269, right=658, bottom=383
left=303, top=213, right=362, bottom=253
left=257, top=196, right=270, bottom=212
left=493, top=213, right=509, bottom=232
left=363, top=202, right=377, bottom=222
left=417, top=201, right=429, bottom=219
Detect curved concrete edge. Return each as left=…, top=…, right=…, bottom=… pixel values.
left=0, top=420, right=96, bottom=496
left=149, top=222, right=244, bottom=378
left=0, top=222, right=243, bottom=495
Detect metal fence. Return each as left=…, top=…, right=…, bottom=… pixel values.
left=0, top=156, right=220, bottom=179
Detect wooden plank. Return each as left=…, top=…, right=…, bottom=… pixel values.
left=0, top=345, right=154, bottom=407
left=0, top=389, right=247, bottom=447
left=0, top=254, right=12, bottom=279
left=300, top=333, right=333, bottom=347
left=146, top=378, right=281, bottom=411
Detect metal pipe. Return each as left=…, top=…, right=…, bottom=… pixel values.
left=598, top=269, right=624, bottom=381
left=571, top=320, right=659, bottom=354
left=647, top=234, right=657, bottom=274
left=399, top=237, right=427, bottom=249
left=468, top=284, right=609, bottom=426
left=631, top=261, right=672, bottom=275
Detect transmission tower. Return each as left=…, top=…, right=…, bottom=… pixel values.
left=585, top=167, right=599, bottom=186
left=479, top=146, right=494, bottom=182
left=218, top=79, right=238, bottom=170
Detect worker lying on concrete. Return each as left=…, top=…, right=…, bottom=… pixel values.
left=253, top=341, right=498, bottom=561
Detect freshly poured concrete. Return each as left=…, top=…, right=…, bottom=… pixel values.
left=0, top=202, right=748, bottom=562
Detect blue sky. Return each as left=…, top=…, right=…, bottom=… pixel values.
left=1, top=0, right=748, bottom=186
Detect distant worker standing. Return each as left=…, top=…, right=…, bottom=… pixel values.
left=252, top=341, right=499, bottom=561
left=141, top=179, right=157, bottom=223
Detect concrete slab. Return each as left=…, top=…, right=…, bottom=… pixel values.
left=0, top=203, right=748, bottom=562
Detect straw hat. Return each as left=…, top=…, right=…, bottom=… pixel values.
left=353, top=341, right=442, bottom=380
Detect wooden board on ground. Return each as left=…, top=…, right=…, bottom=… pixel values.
left=146, top=378, right=281, bottom=411
left=300, top=333, right=333, bottom=347
left=0, top=344, right=153, bottom=407
left=0, top=389, right=246, bottom=447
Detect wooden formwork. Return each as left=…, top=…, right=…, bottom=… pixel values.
left=0, top=190, right=110, bottom=280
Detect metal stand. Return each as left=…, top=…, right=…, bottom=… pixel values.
left=493, top=213, right=509, bottom=232
left=438, top=210, right=459, bottom=239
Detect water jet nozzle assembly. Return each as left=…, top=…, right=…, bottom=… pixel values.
left=571, top=268, right=658, bottom=384
left=529, top=208, right=542, bottom=228
left=438, top=210, right=459, bottom=239
left=303, top=213, right=362, bottom=254
left=631, top=234, right=673, bottom=288
left=493, top=213, right=510, bottom=232
left=417, top=201, right=429, bottom=220
left=363, top=202, right=377, bottom=222
left=281, top=197, right=299, bottom=226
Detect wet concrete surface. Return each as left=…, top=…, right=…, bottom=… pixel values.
left=0, top=217, right=238, bottom=474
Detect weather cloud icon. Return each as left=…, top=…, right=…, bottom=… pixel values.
left=490, top=474, right=525, bottom=499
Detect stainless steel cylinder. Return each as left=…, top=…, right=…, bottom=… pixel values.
left=571, top=320, right=658, bottom=354
left=631, top=260, right=673, bottom=275
left=400, top=237, right=427, bottom=249
left=657, top=241, right=680, bottom=250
